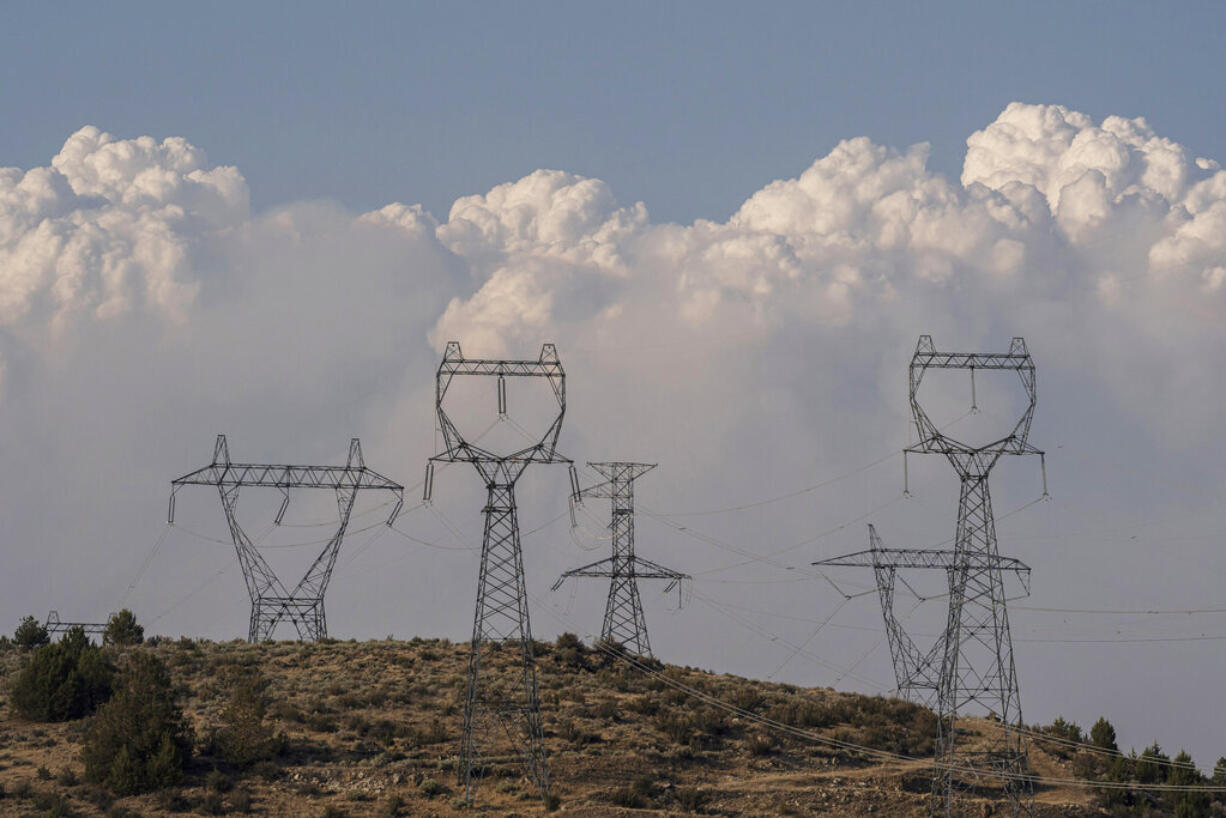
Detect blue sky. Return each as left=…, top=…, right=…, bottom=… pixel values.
left=4, top=1, right=1224, bottom=222
left=6, top=0, right=1226, bottom=774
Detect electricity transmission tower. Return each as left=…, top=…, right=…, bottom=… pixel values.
left=552, top=462, right=688, bottom=657
left=423, top=341, right=575, bottom=806
left=815, top=335, right=1044, bottom=818
left=44, top=611, right=113, bottom=638
left=169, top=435, right=403, bottom=642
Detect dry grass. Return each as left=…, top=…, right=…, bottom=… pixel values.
left=0, top=637, right=1102, bottom=816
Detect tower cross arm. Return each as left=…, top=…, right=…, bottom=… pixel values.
left=170, top=463, right=402, bottom=491
left=814, top=548, right=1030, bottom=575
left=911, top=335, right=1034, bottom=371
left=574, top=462, right=657, bottom=501
left=439, top=359, right=564, bottom=378
left=554, top=555, right=690, bottom=585
left=905, top=437, right=1044, bottom=458
left=913, top=351, right=1035, bottom=371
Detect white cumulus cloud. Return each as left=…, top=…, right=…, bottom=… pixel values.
left=0, top=126, right=248, bottom=331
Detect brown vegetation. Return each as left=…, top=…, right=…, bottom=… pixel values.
left=0, top=635, right=1116, bottom=816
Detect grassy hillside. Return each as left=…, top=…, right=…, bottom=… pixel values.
left=0, top=636, right=1118, bottom=816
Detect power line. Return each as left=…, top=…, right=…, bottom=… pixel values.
left=649, top=449, right=902, bottom=517
left=529, top=589, right=1226, bottom=794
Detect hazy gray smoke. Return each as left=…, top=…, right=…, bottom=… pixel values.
left=3, top=104, right=1225, bottom=766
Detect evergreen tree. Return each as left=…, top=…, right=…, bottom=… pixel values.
left=1090, top=716, right=1118, bottom=752
left=213, top=668, right=278, bottom=767
left=81, top=652, right=193, bottom=795
left=10, top=626, right=113, bottom=721
left=13, top=615, right=50, bottom=649
left=103, top=609, right=144, bottom=646
left=1136, top=742, right=1170, bottom=785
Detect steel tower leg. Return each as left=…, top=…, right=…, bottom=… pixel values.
left=460, top=464, right=550, bottom=804
left=600, top=478, right=652, bottom=655
left=933, top=474, right=1030, bottom=817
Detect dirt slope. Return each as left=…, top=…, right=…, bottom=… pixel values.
left=0, top=637, right=1104, bottom=816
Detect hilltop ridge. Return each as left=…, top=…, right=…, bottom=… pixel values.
left=0, top=636, right=1118, bottom=816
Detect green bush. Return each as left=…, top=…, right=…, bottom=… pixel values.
left=10, top=627, right=113, bottom=721
left=81, top=652, right=193, bottom=795
left=213, top=669, right=278, bottom=767
left=14, top=615, right=50, bottom=649
left=102, top=610, right=143, bottom=647
left=554, top=632, right=586, bottom=668
left=1045, top=716, right=1082, bottom=743
left=1135, top=742, right=1170, bottom=785
left=1212, top=756, right=1226, bottom=785
left=1090, top=716, right=1118, bottom=752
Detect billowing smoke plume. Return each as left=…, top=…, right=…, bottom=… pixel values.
left=3, top=104, right=1225, bottom=766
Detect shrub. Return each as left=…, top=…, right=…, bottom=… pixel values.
left=674, top=786, right=710, bottom=812
left=206, top=769, right=234, bottom=793
left=10, top=627, right=113, bottom=721
left=14, top=615, right=49, bottom=649
left=610, top=777, right=653, bottom=807
left=213, top=669, right=277, bottom=767
left=81, top=652, right=193, bottom=795
left=1213, top=756, right=1226, bottom=785
left=1090, top=717, right=1118, bottom=752
left=379, top=793, right=406, bottom=817
left=1135, top=742, right=1170, bottom=785
left=231, top=789, right=254, bottom=813
left=103, top=610, right=143, bottom=647
left=747, top=733, right=776, bottom=756
left=1045, top=716, right=1082, bottom=744
left=554, top=632, right=586, bottom=669
left=31, top=790, right=72, bottom=817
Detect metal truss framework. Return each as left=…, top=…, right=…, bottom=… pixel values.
left=815, top=335, right=1044, bottom=818
left=553, top=462, right=688, bottom=658
left=424, top=342, right=573, bottom=806
left=169, top=435, right=403, bottom=643
left=817, top=525, right=1031, bottom=711
left=44, top=611, right=113, bottom=638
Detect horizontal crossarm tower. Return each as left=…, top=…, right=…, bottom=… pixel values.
left=820, top=336, right=1043, bottom=817
left=554, top=462, right=688, bottom=658
left=44, top=611, right=113, bottom=637
left=815, top=524, right=1031, bottom=709
left=169, top=435, right=403, bottom=643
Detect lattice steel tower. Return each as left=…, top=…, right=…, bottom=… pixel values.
left=169, top=435, right=403, bottom=642
left=552, top=462, right=688, bottom=657
left=815, top=335, right=1044, bottom=818
left=423, top=342, right=574, bottom=806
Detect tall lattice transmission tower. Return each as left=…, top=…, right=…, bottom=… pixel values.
left=552, top=462, right=688, bottom=657
left=423, top=342, right=575, bottom=806
left=169, top=435, right=403, bottom=642
left=815, top=335, right=1045, bottom=817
